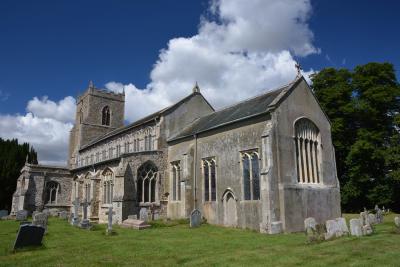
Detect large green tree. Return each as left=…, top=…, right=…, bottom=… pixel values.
left=311, top=62, right=400, bottom=212
left=0, top=138, right=38, bottom=211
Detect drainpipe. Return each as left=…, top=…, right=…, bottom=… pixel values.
left=193, top=133, right=198, bottom=209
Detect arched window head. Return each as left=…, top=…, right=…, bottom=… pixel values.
left=137, top=161, right=158, bottom=203
left=294, top=118, right=321, bottom=184
left=102, top=106, right=111, bottom=126
left=46, top=181, right=60, bottom=204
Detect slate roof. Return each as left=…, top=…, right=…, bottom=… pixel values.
left=168, top=80, right=299, bottom=142
left=80, top=91, right=213, bottom=151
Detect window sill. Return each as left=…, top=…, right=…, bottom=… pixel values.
left=240, top=200, right=261, bottom=203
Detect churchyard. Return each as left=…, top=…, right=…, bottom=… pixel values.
left=0, top=213, right=399, bottom=266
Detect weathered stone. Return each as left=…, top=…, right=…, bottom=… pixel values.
left=190, top=209, right=202, bottom=228
left=128, top=214, right=137, bottom=220
left=16, top=210, right=28, bottom=221
left=79, top=200, right=91, bottom=229
left=59, top=211, right=68, bottom=220
left=0, top=210, right=8, bottom=218
left=106, top=206, right=115, bottom=234
left=139, top=208, right=148, bottom=222
left=325, top=219, right=343, bottom=240
left=336, top=217, right=349, bottom=235
left=350, top=218, right=363, bottom=237
left=362, top=224, right=373, bottom=235
left=304, top=217, right=316, bottom=231
left=394, top=217, right=400, bottom=228
left=375, top=209, right=383, bottom=224
left=13, top=224, right=45, bottom=250
left=32, top=212, right=48, bottom=233
left=360, top=211, right=369, bottom=226
left=121, top=218, right=150, bottom=230
left=368, top=213, right=376, bottom=225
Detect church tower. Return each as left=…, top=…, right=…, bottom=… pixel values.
left=68, top=81, right=125, bottom=168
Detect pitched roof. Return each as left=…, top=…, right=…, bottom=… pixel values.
left=80, top=91, right=213, bottom=151
left=168, top=79, right=300, bottom=142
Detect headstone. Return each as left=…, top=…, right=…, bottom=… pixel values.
left=139, top=208, right=148, bottom=222
left=32, top=212, right=48, bottom=233
left=394, top=217, right=400, bottom=228
left=336, top=217, right=349, bottom=235
left=315, top=223, right=327, bottom=240
left=121, top=218, right=150, bottom=230
left=362, top=224, right=373, bottom=235
left=375, top=208, right=383, bottom=224
left=32, top=211, right=39, bottom=219
left=190, top=209, right=202, bottom=228
left=304, top=217, right=316, bottom=231
left=350, top=218, right=363, bottom=237
left=13, top=224, right=45, bottom=250
left=304, top=217, right=317, bottom=243
left=360, top=211, right=369, bottom=226
left=71, top=199, right=80, bottom=226
left=16, top=210, right=28, bottom=221
left=0, top=209, right=9, bottom=218
left=79, top=200, right=91, bottom=229
left=59, top=211, right=68, bottom=220
left=128, top=214, right=137, bottom=220
left=325, top=219, right=343, bottom=240
left=368, top=213, right=376, bottom=225
left=106, top=206, right=115, bottom=234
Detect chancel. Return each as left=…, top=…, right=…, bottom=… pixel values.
left=11, top=75, right=341, bottom=233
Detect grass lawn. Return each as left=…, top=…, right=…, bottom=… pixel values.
left=0, top=214, right=399, bottom=267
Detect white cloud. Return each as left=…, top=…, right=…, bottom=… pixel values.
left=1, top=0, right=318, bottom=165
left=106, top=0, right=318, bottom=122
left=27, top=96, right=76, bottom=123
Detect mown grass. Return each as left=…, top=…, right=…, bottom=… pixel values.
left=0, top=214, right=399, bottom=267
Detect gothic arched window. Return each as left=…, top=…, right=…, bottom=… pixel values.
left=46, top=181, right=60, bottom=204
left=241, top=151, right=260, bottom=200
left=137, top=161, right=158, bottom=203
left=103, top=169, right=113, bottom=204
left=202, top=158, right=216, bottom=202
left=171, top=161, right=181, bottom=201
left=294, top=118, right=321, bottom=184
left=102, top=106, right=111, bottom=126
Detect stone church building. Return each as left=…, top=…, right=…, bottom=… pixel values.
left=11, top=76, right=341, bottom=233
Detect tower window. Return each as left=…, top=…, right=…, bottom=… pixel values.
left=102, top=106, right=111, bottom=126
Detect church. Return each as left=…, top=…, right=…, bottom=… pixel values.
left=11, top=75, right=341, bottom=233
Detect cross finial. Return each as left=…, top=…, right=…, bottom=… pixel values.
left=88, top=80, right=95, bottom=91
left=193, top=81, right=200, bottom=93
left=295, top=62, right=302, bottom=77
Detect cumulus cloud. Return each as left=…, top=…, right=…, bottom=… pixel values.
left=0, top=0, right=318, bottom=165
left=106, top=0, right=318, bottom=122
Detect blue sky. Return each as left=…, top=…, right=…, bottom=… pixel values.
left=0, top=0, right=399, bottom=164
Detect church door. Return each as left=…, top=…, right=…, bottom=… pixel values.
left=223, top=190, right=238, bottom=227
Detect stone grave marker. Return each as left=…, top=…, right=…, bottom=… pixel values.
left=106, top=206, right=115, bottom=234
left=368, top=213, right=376, bottom=225
left=59, top=211, right=68, bottom=220
left=304, top=217, right=316, bottom=231
left=0, top=210, right=8, bottom=219
left=394, top=217, right=400, bottom=228
left=121, top=217, right=150, bottom=230
left=13, top=224, right=45, bottom=250
left=128, top=214, right=137, bottom=220
left=304, top=217, right=317, bottom=243
left=336, top=217, right=349, bottom=235
left=71, top=199, right=80, bottom=226
left=16, top=210, right=28, bottom=221
left=375, top=208, right=383, bottom=224
left=139, top=208, right=148, bottom=222
left=350, top=218, right=363, bottom=237
left=190, top=209, right=202, bottom=228
left=33, top=212, right=48, bottom=233
left=79, top=200, right=91, bottom=229
left=325, top=219, right=343, bottom=240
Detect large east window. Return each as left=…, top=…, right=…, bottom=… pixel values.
left=241, top=150, right=260, bottom=200
left=294, top=118, right=321, bottom=184
left=45, top=181, right=60, bottom=204
left=202, top=158, right=216, bottom=202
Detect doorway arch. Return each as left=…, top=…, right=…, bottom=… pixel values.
left=222, top=188, right=238, bottom=227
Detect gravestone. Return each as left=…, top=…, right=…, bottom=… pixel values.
left=13, top=224, right=45, bottom=250
left=394, top=217, right=400, bottom=228
left=139, top=208, right=148, bottom=222
left=190, top=209, right=202, bottom=228
left=350, top=218, right=363, bottom=237
left=304, top=217, right=317, bottom=243
left=304, top=217, right=316, bottom=231
left=0, top=210, right=8, bottom=219
left=71, top=199, right=80, bottom=226
left=16, top=210, right=28, bottom=221
left=121, top=218, right=150, bottom=230
left=79, top=200, right=91, bottom=229
left=106, top=206, right=115, bottom=234
left=33, top=212, right=48, bottom=233
left=362, top=224, right=373, bottom=235
left=325, top=219, right=343, bottom=240
left=32, top=211, right=39, bottom=219
left=59, top=211, right=68, bottom=220
left=336, top=217, right=349, bottom=235
left=368, top=213, right=376, bottom=225
left=375, top=208, right=383, bottom=224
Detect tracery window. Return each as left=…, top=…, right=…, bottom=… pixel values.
left=45, top=181, right=60, bottom=204
left=102, top=106, right=111, bottom=126
left=171, top=161, right=181, bottom=201
left=137, top=161, right=158, bottom=203
left=202, top=158, right=216, bottom=202
left=103, top=169, right=113, bottom=204
left=241, top=151, right=260, bottom=200
left=84, top=174, right=91, bottom=201
left=294, top=118, right=321, bottom=184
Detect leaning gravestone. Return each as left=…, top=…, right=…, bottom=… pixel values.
left=13, top=224, right=45, bottom=250
left=16, top=210, right=28, bottom=221
left=325, top=219, right=343, bottom=240
left=350, top=218, right=363, bottom=237
left=0, top=210, right=8, bottom=219
left=368, top=213, right=376, bottom=225
left=33, top=212, right=48, bottom=233
left=139, top=208, right=148, bottom=222
left=190, top=209, right=202, bottom=228
left=336, top=217, right=349, bottom=235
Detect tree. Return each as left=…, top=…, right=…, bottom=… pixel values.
left=0, top=138, right=38, bottom=211
left=311, top=62, right=400, bottom=212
